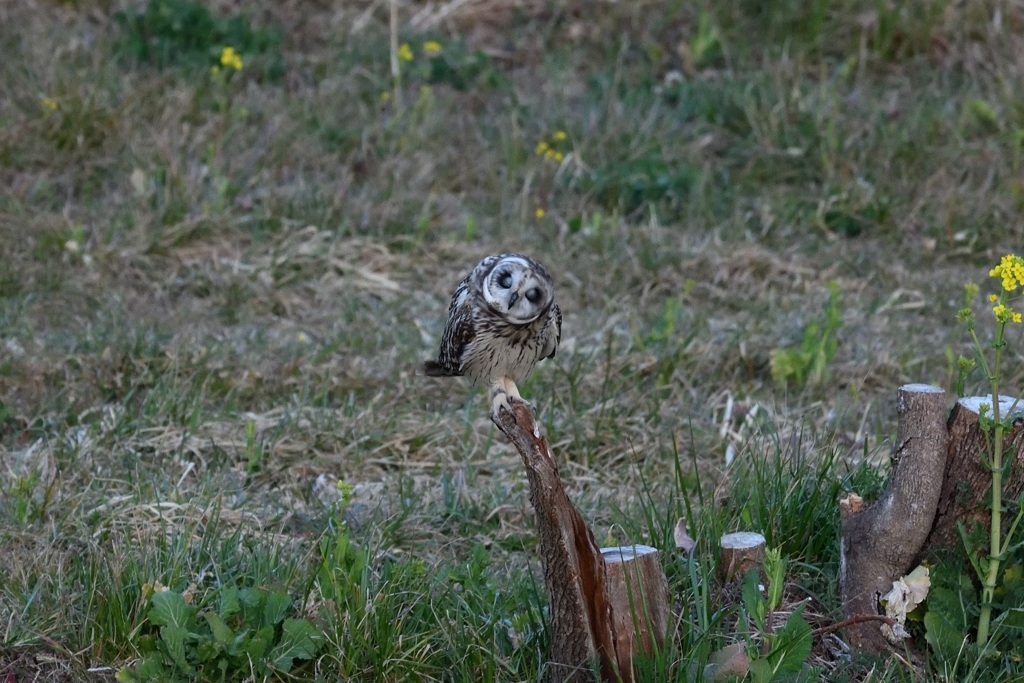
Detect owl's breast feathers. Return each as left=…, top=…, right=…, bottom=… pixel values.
left=424, top=301, right=559, bottom=379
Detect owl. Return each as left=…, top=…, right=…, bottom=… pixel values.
left=423, top=253, right=562, bottom=414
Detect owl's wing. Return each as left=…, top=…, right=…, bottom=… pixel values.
left=544, top=303, right=562, bottom=360
left=423, top=277, right=476, bottom=376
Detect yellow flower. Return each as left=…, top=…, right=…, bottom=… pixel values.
left=535, top=141, right=549, bottom=155
left=219, top=46, right=243, bottom=71
left=989, top=253, right=1024, bottom=292
left=380, top=91, right=392, bottom=102
left=424, top=41, right=443, bottom=57
left=553, top=130, right=567, bottom=141
left=544, top=149, right=556, bottom=160
left=398, top=43, right=414, bottom=62
left=990, top=294, right=999, bottom=302
left=553, top=151, right=564, bottom=162
left=993, top=303, right=1022, bottom=324
left=535, top=208, right=545, bottom=219
left=42, top=97, right=59, bottom=111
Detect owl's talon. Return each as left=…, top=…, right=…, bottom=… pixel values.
left=490, top=386, right=513, bottom=420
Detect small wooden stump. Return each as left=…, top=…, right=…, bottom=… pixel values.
left=720, top=531, right=767, bottom=583
left=602, top=545, right=670, bottom=670
left=929, top=395, right=1024, bottom=550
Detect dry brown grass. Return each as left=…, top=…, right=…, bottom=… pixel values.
left=3, top=0, right=1024, bottom=680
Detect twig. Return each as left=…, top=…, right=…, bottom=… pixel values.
left=389, top=0, right=403, bottom=109
left=812, top=614, right=897, bottom=638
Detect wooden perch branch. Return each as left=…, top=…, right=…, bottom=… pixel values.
left=491, top=399, right=669, bottom=683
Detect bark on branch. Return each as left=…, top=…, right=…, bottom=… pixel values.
left=928, top=395, right=1024, bottom=549
left=839, top=384, right=949, bottom=651
left=491, top=399, right=669, bottom=683
left=839, top=386, right=1024, bottom=652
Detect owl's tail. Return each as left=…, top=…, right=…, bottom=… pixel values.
left=422, top=360, right=461, bottom=377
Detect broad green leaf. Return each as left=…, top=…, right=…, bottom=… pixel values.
left=204, top=611, right=235, bottom=644
left=149, top=590, right=196, bottom=631
left=159, top=625, right=195, bottom=675
left=269, top=618, right=324, bottom=672
left=1000, top=564, right=1024, bottom=595
left=218, top=584, right=240, bottom=619
left=995, top=607, right=1024, bottom=630
left=246, top=625, right=275, bottom=661
left=767, top=607, right=812, bottom=674
left=194, top=638, right=222, bottom=664
left=262, top=590, right=292, bottom=627
left=118, top=655, right=173, bottom=683
left=764, top=548, right=786, bottom=611
left=742, top=568, right=766, bottom=631
left=924, top=609, right=967, bottom=667
left=238, top=587, right=263, bottom=621
left=749, top=657, right=773, bottom=683
left=924, top=586, right=970, bottom=668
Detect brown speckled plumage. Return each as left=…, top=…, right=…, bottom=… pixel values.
left=424, top=253, right=561, bottom=408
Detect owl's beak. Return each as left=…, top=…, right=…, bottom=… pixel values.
left=507, top=292, right=519, bottom=309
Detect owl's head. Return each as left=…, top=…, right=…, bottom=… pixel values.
left=479, top=254, right=555, bottom=324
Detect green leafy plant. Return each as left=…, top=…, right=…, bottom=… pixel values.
left=685, top=10, right=723, bottom=70
left=923, top=564, right=977, bottom=677
left=741, top=548, right=814, bottom=682
left=953, top=254, right=1024, bottom=648
left=116, top=584, right=323, bottom=682
left=770, top=282, right=841, bottom=390
left=113, top=0, right=282, bottom=74
left=390, top=38, right=501, bottom=103
left=578, top=156, right=701, bottom=216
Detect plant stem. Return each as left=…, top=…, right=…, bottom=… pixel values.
left=389, top=0, right=403, bottom=109
left=977, top=321, right=1006, bottom=648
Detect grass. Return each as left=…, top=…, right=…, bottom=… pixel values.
left=2, top=0, right=1024, bottom=680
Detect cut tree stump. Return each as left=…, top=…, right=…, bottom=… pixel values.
left=491, top=399, right=670, bottom=683
left=839, top=384, right=948, bottom=651
left=839, top=384, right=1024, bottom=652
left=719, top=532, right=767, bottom=583
left=928, top=395, right=1024, bottom=550
left=602, top=545, right=671, bottom=671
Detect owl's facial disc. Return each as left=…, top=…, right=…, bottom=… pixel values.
left=481, top=256, right=553, bottom=324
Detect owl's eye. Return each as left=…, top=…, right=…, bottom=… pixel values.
left=497, top=272, right=513, bottom=289
left=525, top=287, right=541, bottom=303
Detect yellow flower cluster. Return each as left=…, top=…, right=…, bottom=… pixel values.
left=990, top=253, right=1024, bottom=292
left=993, top=304, right=1022, bottom=324
left=398, top=40, right=443, bottom=63
left=220, top=46, right=243, bottom=71
left=535, top=130, right=568, bottom=162
left=988, top=254, right=1024, bottom=324
left=42, top=97, right=59, bottom=111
